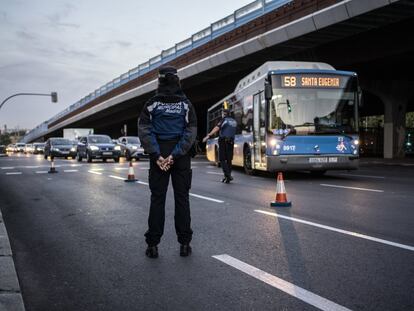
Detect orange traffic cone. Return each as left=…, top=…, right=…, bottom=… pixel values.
left=270, top=172, right=291, bottom=207
left=124, top=161, right=137, bottom=182
left=48, top=158, right=58, bottom=174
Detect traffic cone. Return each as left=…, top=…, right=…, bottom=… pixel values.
left=124, top=161, right=137, bottom=182
left=48, top=158, right=58, bottom=174
left=270, top=172, right=291, bottom=207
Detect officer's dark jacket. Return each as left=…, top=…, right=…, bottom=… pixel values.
left=217, top=116, right=237, bottom=139
left=138, top=91, right=197, bottom=160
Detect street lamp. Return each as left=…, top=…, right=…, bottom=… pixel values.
left=0, top=92, right=58, bottom=112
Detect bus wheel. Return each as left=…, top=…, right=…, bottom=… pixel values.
left=243, top=147, right=254, bottom=175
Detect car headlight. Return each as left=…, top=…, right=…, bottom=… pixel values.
left=131, top=146, right=138, bottom=150
left=353, top=139, right=359, bottom=145
left=114, top=146, right=121, bottom=151
left=52, top=147, right=60, bottom=151
left=89, top=145, right=99, bottom=151
left=70, top=147, right=76, bottom=152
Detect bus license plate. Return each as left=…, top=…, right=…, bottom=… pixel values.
left=309, top=157, right=327, bottom=163
left=329, top=157, right=338, bottom=163
left=103, top=152, right=112, bottom=156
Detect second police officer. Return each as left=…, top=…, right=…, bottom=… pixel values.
left=203, top=107, right=237, bottom=183
left=138, top=66, right=197, bottom=259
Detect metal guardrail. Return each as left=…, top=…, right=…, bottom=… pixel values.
left=25, top=0, right=292, bottom=141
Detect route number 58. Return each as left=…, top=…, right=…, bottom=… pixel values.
left=283, top=76, right=297, bottom=87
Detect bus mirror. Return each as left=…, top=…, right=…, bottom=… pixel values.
left=358, top=87, right=363, bottom=107
left=265, top=83, right=272, bottom=101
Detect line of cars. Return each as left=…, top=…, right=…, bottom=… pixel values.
left=43, top=134, right=147, bottom=162
left=5, top=143, right=45, bottom=154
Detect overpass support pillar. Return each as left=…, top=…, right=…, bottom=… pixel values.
left=383, top=95, right=406, bottom=158
left=364, top=80, right=413, bottom=159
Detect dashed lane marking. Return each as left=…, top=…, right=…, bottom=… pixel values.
left=255, top=210, right=414, bottom=252
left=320, top=184, right=384, bottom=193
left=1, top=167, right=15, bottom=170
left=108, top=175, right=125, bottom=180
left=36, top=171, right=48, bottom=174
left=64, top=170, right=78, bottom=173
left=339, top=173, right=385, bottom=179
left=212, top=254, right=352, bottom=311
left=207, top=171, right=223, bottom=175
left=88, top=170, right=102, bottom=175
left=136, top=181, right=149, bottom=186
left=189, top=193, right=224, bottom=203
left=5, top=172, right=22, bottom=175
left=114, top=167, right=129, bottom=170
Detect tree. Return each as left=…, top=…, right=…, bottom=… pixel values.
left=0, top=133, right=11, bottom=145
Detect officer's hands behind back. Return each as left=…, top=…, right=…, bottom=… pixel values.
left=157, top=155, right=174, bottom=171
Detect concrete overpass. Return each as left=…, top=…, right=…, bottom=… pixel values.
left=24, top=0, right=414, bottom=158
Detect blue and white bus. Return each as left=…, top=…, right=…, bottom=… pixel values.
left=206, top=61, right=360, bottom=175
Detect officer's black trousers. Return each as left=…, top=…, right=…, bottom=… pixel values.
left=219, top=138, right=234, bottom=178
left=145, top=141, right=193, bottom=246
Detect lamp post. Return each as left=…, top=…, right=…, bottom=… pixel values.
left=0, top=92, right=58, bottom=112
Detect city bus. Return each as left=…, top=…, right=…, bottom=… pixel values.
left=206, top=61, right=360, bottom=175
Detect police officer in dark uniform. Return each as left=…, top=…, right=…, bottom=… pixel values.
left=138, top=66, right=197, bottom=258
left=203, top=108, right=237, bottom=183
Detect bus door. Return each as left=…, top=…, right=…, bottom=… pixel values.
left=253, top=92, right=266, bottom=170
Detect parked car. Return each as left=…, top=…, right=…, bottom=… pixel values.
left=117, top=136, right=147, bottom=161
left=33, top=143, right=45, bottom=154
left=76, top=135, right=121, bottom=163
left=15, top=143, right=26, bottom=153
left=44, top=138, right=77, bottom=159
left=24, top=144, right=33, bottom=154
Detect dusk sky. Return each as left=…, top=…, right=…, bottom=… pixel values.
left=0, top=0, right=251, bottom=130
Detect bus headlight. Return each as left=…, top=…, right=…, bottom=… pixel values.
left=353, top=139, right=359, bottom=145
left=269, top=139, right=277, bottom=146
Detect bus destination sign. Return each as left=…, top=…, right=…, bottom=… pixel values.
left=281, top=74, right=348, bottom=88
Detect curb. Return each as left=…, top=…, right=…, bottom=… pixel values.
left=0, top=210, right=25, bottom=311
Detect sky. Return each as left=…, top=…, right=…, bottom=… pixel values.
left=0, top=0, right=252, bottom=130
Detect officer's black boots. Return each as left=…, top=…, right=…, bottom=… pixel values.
left=221, top=175, right=233, bottom=183
left=180, top=244, right=192, bottom=257
left=146, top=246, right=159, bottom=258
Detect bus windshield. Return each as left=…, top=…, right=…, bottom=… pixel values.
left=269, top=74, right=358, bottom=136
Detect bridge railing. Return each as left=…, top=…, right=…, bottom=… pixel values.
left=27, top=0, right=292, bottom=141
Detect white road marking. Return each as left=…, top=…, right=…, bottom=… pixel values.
left=70, top=164, right=82, bottom=167
left=64, top=170, right=78, bottom=173
left=139, top=167, right=150, bottom=170
left=212, top=254, right=352, bottom=311
left=320, top=184, right=383, bottom=193
left=339, top=173, right=385, bottom=179
left=109, top=175, right=125, bottom=180
left=88, top=170, right=102, bottom=175
left=136, top=181, right=149, bottom=186
left=207, top=171, right=223, bottom=175
left=133, top=180, right=224, bottom=203
left=114, top=167, right=129, bottom=170
left=36, top=171, right=48, bottom=174
left=189, top=193, right=224, bottom=203
left=24, top=166, right=40, bottom=169
left=89, top=168, right=104, bottom=171
left=6, top=172, right=22, bottom=175
left=255, top=210, right=414, bottom=252
left=1, top=167, right=14, bottom=170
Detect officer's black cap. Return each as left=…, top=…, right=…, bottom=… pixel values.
left=158, top=66, right=178, bottom=79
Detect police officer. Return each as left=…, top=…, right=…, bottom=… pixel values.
left=138, top=65, right=197, bottom=258
left=203, top=108, right=237, bottom=183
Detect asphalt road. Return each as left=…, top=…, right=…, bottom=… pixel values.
left=0, top=153, right=413, bottom=311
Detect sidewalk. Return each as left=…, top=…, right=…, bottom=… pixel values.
left=0, top=209, right=25, bottom=311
